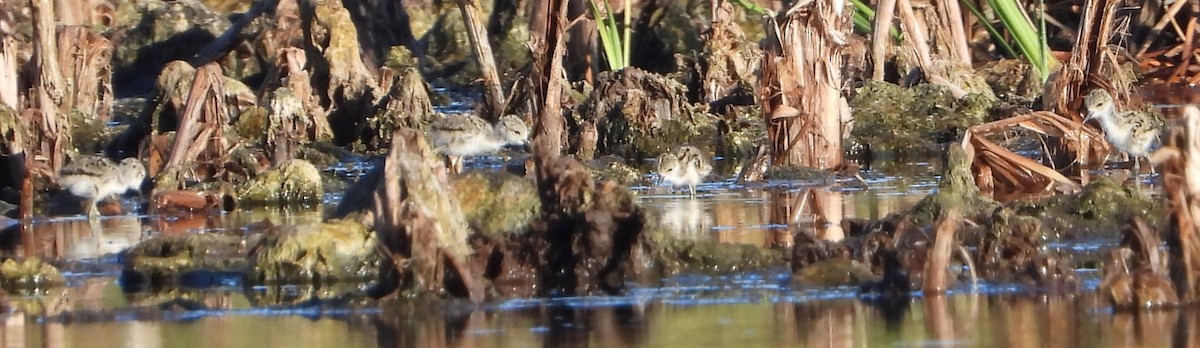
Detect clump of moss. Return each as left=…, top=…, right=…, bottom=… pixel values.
left=1011, top=178, right=1159, bottom=239
left=850, top=81, right=993, bottom=153
left=793, top=258, right=879, bottom=288
left=237, top=159, right=325, bottom=207
left=121, top=232, right=254, bottom=288
left=452, top=171, right=541, bottom=237
left=588, top=156, right=643, bottom=186
left=0, top=258, right=65, bottom=293
left=910, top=146, right=1000, bottom=225
left=656, top=238, right=785, bottom=274
left=250, top=219, right=380, bottom=284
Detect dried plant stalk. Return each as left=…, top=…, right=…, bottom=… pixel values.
left=31, top=0, right=67, bottom=175
left=530, top=0, right=569, bottom=157
left=964, top=111, right=1102, bottom=194
left=0, top=37, right=16, bottom=109
left=260, top=48, right=331, bottom=140
left=56, top=26, right=113, bottom=122
left=923, top=210, right=960, bottom=293
left=165, top=63, right=230, bottom=170
left=1154, top=106, right=1200, bottom=302
left=870, top=0, right=896, bottom=81
left=1043, top=0, right=1117, bottom=118
left=372, top=128, right=480, bottom=301
left=151, top=190, right=231, bottom=214
left=457, top=0, right=507, bottom=121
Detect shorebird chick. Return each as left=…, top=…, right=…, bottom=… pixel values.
left=430, top=113, right=530, bottom=174
left=1083, top=88, right=1160, bottom=176
left=57, top=156, right=146, bottom=217
left=657, top=146, right=713, bottom=196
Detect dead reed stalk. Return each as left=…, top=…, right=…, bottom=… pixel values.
left=870, top=0, right=896, bottom=81
left=529, top=0, right=570, bottom=157
left=963, top=111, right=1098, bottom=194
left=1153, top=106, right=1200, bottom=302
left=923, top=210, right=960, bottom=293
left=457, top=0, right=507, bottom=122
left=1043, top=0, right=1118, bottom=118
left=56, top=26, right=113, bottom=122
left=372, top=128, right=481, bottom=301
left=165, top=63, right=230, bottom=170
left=0, top=37, right=16, bottom=109
left=30, top=0, right=67, bottom=175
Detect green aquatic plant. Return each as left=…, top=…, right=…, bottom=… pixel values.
left=588, top=0, right=631, bottom=71
left=965, top=0, right=1058, bottom=81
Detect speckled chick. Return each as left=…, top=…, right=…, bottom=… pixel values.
left=430, top=113, right=529, bottom=173
left=657, top=146, right=712, bottom=196
left=1083, top=88, right=1160, bottom=175
left=58, top=156, right=146, bottom=216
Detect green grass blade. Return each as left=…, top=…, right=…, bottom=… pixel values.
left=958, top=0, right=1019, bottom=58
left=986, top=0, right=1057, bottom=80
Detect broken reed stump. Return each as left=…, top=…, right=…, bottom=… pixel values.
left=759, top=0, right=851, bottom=169
left=150, top=189, right=237, bottom=215
left=164, top=63, right=231, bottom=173
left=963, top=111, right=1098, bottom=195
left=1041, top=0, right=1120, bottom=172
left=305, top=0, right=377, bottom=144
left=1152, top=105, right=1200, bottom=304
left=923, top=210, right=960, bottom=293
left=758, top=0, right=851, bottom=243
left=56, top=26, right=114, bottom=123
left=0, top=37, right=17, bottom=109
left=533, top=147, right=649, bottom=295
left=700, top=0, right=760, bottom=106
left=372, top=128, right=481, bottom=301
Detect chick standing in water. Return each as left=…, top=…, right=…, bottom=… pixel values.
left=657, top=146, right=712, bottom=197
left=57, top=156, right=146, bottom=217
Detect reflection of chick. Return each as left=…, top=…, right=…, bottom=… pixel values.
left=656, top=146, right=713, bottom=196
left=659, top=199, right=712, bottom=239
left=429, top=113, right=530, bottom=174
left=57, top=156, right=146, bottom=217
left=1083, top=89, right=1160, bottom=175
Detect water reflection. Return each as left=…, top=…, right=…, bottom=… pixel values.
left=0, top=271, right=1194, bottom=346
left=11, top=215, right=144, bottom=260
left=640, top=182, right=926, bottom=247
left=2, top=208, right=326, bottom=261
left=354, top=293, right=1200, bottom=347
left=2, top=165, right=1194, bottom=347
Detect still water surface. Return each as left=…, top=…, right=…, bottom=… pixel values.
left=1, top=162, right=1185, bottom=347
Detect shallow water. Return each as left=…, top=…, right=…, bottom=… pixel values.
left=0, top=160, right=1180, bottom=347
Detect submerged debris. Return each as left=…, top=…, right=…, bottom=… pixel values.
left=1099, top=216, right=1176, bottom=309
